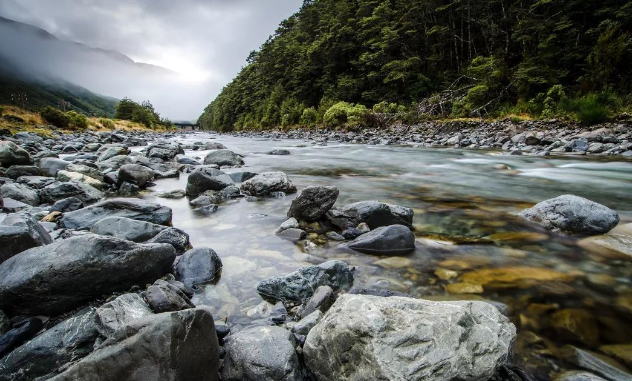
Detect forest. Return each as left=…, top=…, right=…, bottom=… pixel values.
left=199, top=0, right=632, bottom=131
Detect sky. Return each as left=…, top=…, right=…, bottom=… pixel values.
left=0, top=0, right=304, bottom=120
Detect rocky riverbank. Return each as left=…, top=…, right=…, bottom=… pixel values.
left=0, top=129, right=631, bottom=381
left=228, top=119, right=632, bottom=157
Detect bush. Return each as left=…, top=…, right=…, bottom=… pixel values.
left=99, top=118, right=115, bottom=129
left=300, top=107, right=318, bottom=126
left=40, top=106, right=71, bottom=128
left=132, top=107, right=155, bottom=128
left=323, top=102, right=369, bottom=128
left=574, top=94, right=609, bottom=124
left=115, top=98, right=139, bottom=120
left=67, top=111, right=88, bottom=130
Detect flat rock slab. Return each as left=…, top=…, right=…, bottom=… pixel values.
left=60, top=198, right=173, bottom=230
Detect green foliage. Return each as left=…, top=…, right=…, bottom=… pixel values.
left=323, top=101, right=369, bottom=128
left=115, top=98, right=169, bottom=129
left=300, top=107, right=319, bottom=126
left=99, top=118, right=115, bottom=129
left=115, top=98, right=138, bottom=120
left=559, top=93, right=611, bottom=125
left=0, top=106, right=4, bottom=116
left=66, top=111, right=88, bottom=130
left=40, top=106, right=71, bottom=128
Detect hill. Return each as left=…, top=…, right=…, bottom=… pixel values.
left=199, top=0, right=632, bottom=131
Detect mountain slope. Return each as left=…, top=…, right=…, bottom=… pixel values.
left=199, top=0, right=632, bottom=131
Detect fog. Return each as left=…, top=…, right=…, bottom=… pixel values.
left=0, top=0, right=303, bottom=121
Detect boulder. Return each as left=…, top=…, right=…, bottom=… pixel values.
left=0, top=311, right=7, bottom=335
left=118, top=164, right=155, bottom=188
left=344, top=224, right=415, bottom=255
left=147, top=227, right=190, bottom=254
left=174, top=247, right=222, bottom=288
left=95, top=293, right=153, bottom=338
left=256, top=260, right=354, bottom=303
left=185, top=166, right=234, bottom=198
left=97, top=155, right=132, bottom=171
left=57, top=170, right=105, bottom=190
left=60, top=198, right=172, bottom=230
left=327, top=200, right=414, bottom=229
left=203, top=150, right=244, bottom=167
left=562, top=346, right=632, bottom=381
left=97, top=146, right=128, bottom=162
left=16, top=175, right=56, bottom=189
left=0, top=309, right=98, bottom=381
left=51, top=196, right=84, bottom=213
left=304, top=295, right=516, bottom=381
left=39, top=157, right=69, bottom=177
left=157, top=189, right=186, bottom=199
left=268, top=149, right=291, bottom=155
left=0, top=142, right=32, bottom=167
left=5, top=165, right=42, bottom=179
left=228, top=171, right=257, bottom=183
left=146, top=143, right=183, bottom=160
left=0, top=234, right=176, bottom=316
left=0, top=212, right=52, bottom=264
left=519, top=195, right=619, bottom=235
left=221, top=326, right=302, bottom=381
left=0, top=183, right=39, bottom=206
left=298, top=285, right=335, bottom=319
left=49, top=308, right=219, bottom=381
left=91, top=216, right=166, bottom=242
left=0, top=318, right=43, bottom=359
left=240, top=171, right=297, bottom=197
left=143, top=280, right=194, bottom=313
left=292, top=310, right=323, bottom=336
left=39, top=181, right=103, bottom=205
left=288, top=186, right=339, bottom=221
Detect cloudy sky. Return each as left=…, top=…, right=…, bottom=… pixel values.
left=0, top=0, right=304, bottom=120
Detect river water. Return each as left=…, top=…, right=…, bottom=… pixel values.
left=141, top=133, right=632, bottom=378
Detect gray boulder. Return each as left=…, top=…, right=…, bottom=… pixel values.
left=147, top=227, right=190, bottom=254
left=95, top=293, right=153, bottom=338
left=5, top=165, right=42, bottom=179
left=0, top=310, right=8, bottom=335
left=97, top=146, right=128, bottom=162
left=228, top=171, right=257, bottom=183
left=558, top=372, right=609, bottom=381
left=344, top=224, right=415, bottom=255
left=304, top=294, right=516, bottom=381
left=174, top=247, right=222, bottom=288
left=185, top=166, right=234, bottom=198
left=60, top=198, right=173, bottom=230
left=97, top=155, right=132, bottom=171
left=0, top=212, right=52, bottom=264
left=221, top=326, right=302, bottom=381
left=519, top=195, right=619, bottom=235
left=39, top=157, right=69, bottom=177
left=0, top=183, right=39, bottom=205
left=49, top=308, right=219, bottom=381
left=118, top=164, right=155, bottom=187
left=203, top=150, right=244, bottom=167
left=91, top=216, right=166, bottom=242
left=51, top=197, right=84, bottom=213
left=0, top=142, right=32, bottom=167
left=143, top=280, right=194, bottom=313
left=40, top=181, right=103, bottom=205
left=240, top=171, right=297, bottom=197
left=16, top=176, right=56, bottom=189
left=298, top=285, right=334, bottom=319
left=327, top=200, right=414, bottom=229
left=288, top=186, right=339, bottom=221
left=0, top=234, right=176, bottom=316
left=292, top=310, right=323, bottom=336
left=146, top=143, right=184, bottom=160
left=562, top=346, right=632, bottom=381
left=256, top=260, right=354, bottom=303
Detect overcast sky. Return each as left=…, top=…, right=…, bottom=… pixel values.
left=0, top=0, right=303, bottom=120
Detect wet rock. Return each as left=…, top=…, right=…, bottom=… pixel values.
left=558, top=371, right=609, bottom=381
left=143, top=279, right=195, bottom=313
left=240, top=171, right=296, bottom=197
left=299, top=285, right=335, bottom=319
left=193, top=204, right=219, bottom=216
left=0, top=212, right=52, bottom=264
left=579, top=234, right=632, bottom=260
left=157, top=189, right=186, bottom=199
left=5, top=165, right=42, bottom=179
left=0, top=318, right=43, bottom=359
left=185, top=166, right=234, bottom=198
left=0, top=309, right=98, bottom=380
left=118, top=181, right=140, bottom=196
left=60, top=198, right=173, bottom=230
left=327, top=200, right=414, bottom=230
left=0, top=234, right=176, bottom=316
left=91, top=216, right=166, bottom=242
left=146, top=143, right=183, bottom=160
left=57, top=170, right=105, bottom=190
left=203, top=149, right=244, bottom=167
left=600, top=345, right=632, bottom=370
left=343, top=224, right=415, bottom=255
left=268, top=149, right=291, bottom=155
left=174, top=247, right=222, bottom=288
left=562, top=346, right=632, bottom=381
left=228, top=171, right=257, bottom=183
left=1, top=198, right=29, bottom=213
left=147, top=227, right=191, bottom=254
left=39, top=157, right=69, bottom=177
left=519, top=195, right=619, bottom=235
left=49, top=308, right=219, bottom=381
left=97, top=155, right=132, bottom=171
left=304, top=294, right=516, bottom=381
left=460, top=266, right=575, bottom=290
left=277, top=228, right=306, bottom=241
left=176, top=155, right=201, bottom=165
left=95, top=293, right=153, bottom=338
left=97, top=146, right=128, bottom=162
left=221, top=326, right=301, bottom=381
left=275, top=217, right=299, bottom=234
left=117, top=164, right=155, bottom=187
left=256, top=260, right=354, bottom=303
left=551, top=309, right=599, bottom=347
left=0, top=311, right=8, bottom=336
left=0, top=183, right=39, bottom=205
left=0, top=142, right=32, bottom=167
left=292, top=310, right=323, bottom=336
left=287, top=186, right=339, bottom=221
left=40, top=181, right=103, bottom=205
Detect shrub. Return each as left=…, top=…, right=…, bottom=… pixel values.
left=40, top=106, right=71, bottom=128
left=323, top=102, right=368, bottom=128
left=0, top=106, right=4, bottom=116
left=132, top=107, right=155, bottom=128
left=574, top=94, right=609, bottom=125
left=300, top=107, right=318, bottom=126
left=115, top=97, right=139, bottom=120
left=67, top=111, right=88, bottom=130
left=99, top=118, right=115, bottom=129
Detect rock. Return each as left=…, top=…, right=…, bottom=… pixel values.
left=97, top=146, right=128, bottom=162
left=60, top=198, right=172, bottom=230
left=275, top=217, right=300, bottom=234
left=558, top=371, right=609, bottom=381
left=118, top=164, right=155, bottom=187
left=176, top=155, right=201, bottom=166
left=49, top=308, right=219, bottom=381
left=1, top=198, right=29, bottom=213
left=95, top=293, right=153, bottom=338
left=221, top=326, right=301, bottom=381
left=0, top=183, right=39, bottom=205
left=446, top=282, right=485, bottom=294
left=65, top=164, right=104, bottom=181
left=0, top=318, right=43, bottom=359
left=600, top=345, right=632, bottom=370
left=97, top=155, right=132, bottom=171
left=228, top=171, right=257, bottom=183
left=174, top=247, right=222, bottom=288
left=327, top=200, right=414, bottom=229
left=344, top=224, right=415, bottom=255
left=0, top=142, right=32, bottom=167
left=203, top=150, right=244, bottom=167
left=16, top=175, right=56, bottom=189
left=257, top=260, right=354, bottom=303
left=287, top=186, right=339, bottom=221
left=91, top=216, right=166, bottom=242
left=57, top=170, right=105, bottom=190
left=551, top=309, right=599, bottom=347
left=0, top=309, right=98, bottom=380
left=143, top=279, right=194, bottom=313
left=185, top=166, right=234, bottom=198
left=519, top=195, right=619, bottom=235
left=5, top=165, right=42, bottom=179
left=459, top=267, right=574, bottom=290
left=146, top=143, right=184, bottom=160
left=562, top=346, right=632, bottom=381
left=304, top=294, right=516, bottom=381
left=579, top=234, right=632, bottom=259
left=51, top=196, right=84, bottom=213
left=299, top=285, right=335, bottom=319
left=40, top=181, right=103, bottom=205
left=0, top=212, right=52, bottom=264
left=39, top=157, right=69, bottom=177
left=240, top=171, right=296, bottom=197
left=268, top=149, right=291, bottom=155
left=157, top=189, right=186, bottom=199
left=147, top=227, right=190, bottom=254
left=0, top=234, right=176, bottom=316
left=0, top=311, right=8, bottom=335
left=118, top=181, right=140, bottom=196
left=277, top=228, right=306, bottom=241
left=292, top=310, right=323, bottom=336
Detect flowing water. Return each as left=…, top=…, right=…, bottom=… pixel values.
left=141, top=133, right=632, bottom=378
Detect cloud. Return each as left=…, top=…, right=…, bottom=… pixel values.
left=0, top=0, right=303, bottom=120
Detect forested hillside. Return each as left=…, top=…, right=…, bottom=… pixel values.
left=199, top=0, right=632, bottom=131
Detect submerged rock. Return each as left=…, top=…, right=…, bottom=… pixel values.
left=287, top=186, right=339, bottom=221
left=459, top=266, right=575, bottom=290
left=327, top=200, right=414, bottom=229
left=344, top=224, right=415, bottom=255
left=304, top=295, right=516, bottom=381
left=60, top=198, right=173, bottom=230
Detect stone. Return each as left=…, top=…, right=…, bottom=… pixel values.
left=51, top=196, right=84, bottom=213
left=240, top=171, right=297, bottom=197
left=193, top=204, right=219, bottom=216
left=292, top=310, right=323, bottom=336
left=276, top=228, right=307, bottom=241
left=185, top=166, right=234, bottom=198
left=600, top=345, right=632, bottom=369
left=558, top=371, right=609, bottom=381
left=118, top=164, right=155, bottom=187
left=95, top=293, right=153, bottom=338
left=97, top=155, right=132, bottom=171
left=16, top=175, right=55, bottom=189
left=562, top=346, right=632, bottom=381
left=0, top=311, right=8, bottom=335
left=299, top=285, right=335, bottom=319
left=0, top=142, right=32, bottom=167
left=39, top=181, right=103, bottom=205
left=118, top=181, right=140, bottom=196
left=147, top=227, right=191, bottom=254
left=256, top=260, right=354, bottom=303
left=327, top=200, right=414, bottom=229
left=49, top=308, right=219, bottom=381
left=446, top=282, right=485, bottom=294
left=0, top=234, right=176, bottom=316
left=435, top=268, right=459, bottom=280
left=57, top=170, right=105, bottom=190
left=176, top=155, right=201, bottom=166
left=0, top=183, right=39, bottom=205
left=304, top=295, right=516, bottom=381
left=579, top=234, right=632, bottom=259
left=5, top=165, right=42, bottom=179
left=0, top=309, right=98, bottom=381
left=460, top=266, right=575, bottom=290
left=157, top=189, right=186, bottom=199
left=287, top=186, right=339, bottom=221
left=0, top=318, right=43, bottom=359
left=91, top=216, right=166, bottom=242
left=143, top=280, right=195, bottom=313
left=519, top=195, right=619, bottom=235
left=1, top=198, right=29, bottom=213
left=97, top=146, right=128, bottom=162
left=551, top=309, right=599, bottom=347
left=38, top=157, right=69, bottom=177
left=275, top=217, right=300, bottom=234
left=221, top=326, right=301, bottom=381
left=344, top=224, right=415, bottom=255
left=228, top=171, right=257, bottom=183
left=203, top=149, right=244, bottom=167
left=60, top=198, right=173, bottom=230
left=146, top=143, right=184, bottom=160
left=268, top=149, right=291, bottom=155
left=0, top=212, right=52, bottom=264
left=174, top=247, right=223, bottom=288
